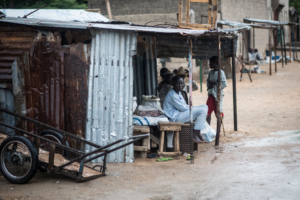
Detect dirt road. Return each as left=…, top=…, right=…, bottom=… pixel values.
left=1, top=62, right=300, bottom=200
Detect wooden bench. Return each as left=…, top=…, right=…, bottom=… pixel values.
left=133, top=125, right=150, bottom=159
left=157, top=122, right=182, bottom=156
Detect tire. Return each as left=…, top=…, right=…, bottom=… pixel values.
left=0, top=136, right=38, bottom=184
left=38, top=130, right=70, bottom=173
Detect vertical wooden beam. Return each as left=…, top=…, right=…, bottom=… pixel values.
left=178, top=0, right=183, bottom=23
left=289, top=25, right=292, bottom=60
left=232, top=39, right=237, bottom=131
left=280, top=26, right=284, bottom=67
left=105, top=0, right=112, bottom=20
left=269, top=29, right=272, bottom=76
left=273, top=29, right=277, bottom=73
left=159, top=131, right=165, bottom=154
left=48, top=143, right=55, bottom=172
left=185, top=0, right=190, bottom=23
left=208, top=0, right=212, bottom=25
left=215, top=35, right=221, bottom=146
left=212, top=0, right=218, bottom=28
left=188, top=39, right=194, bottom=164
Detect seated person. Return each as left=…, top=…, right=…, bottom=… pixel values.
left=175, top=66, right=198, bottom=94
left=157, top=68, right=171, bottom=93
left=159, top=73, right=174, bottom=109
left=163, top=76, right=208, bottom=143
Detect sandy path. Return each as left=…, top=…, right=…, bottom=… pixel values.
left=0, top=61, right=299, bottom=200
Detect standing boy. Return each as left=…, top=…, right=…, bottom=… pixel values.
left=206, top=56, right=227, bottom=124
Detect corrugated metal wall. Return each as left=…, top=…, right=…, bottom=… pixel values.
left=86, top=29, right=137, bottom=163
left=0, top=88, right=15, bottom=135
left=133, top=37, right=158, bottom=105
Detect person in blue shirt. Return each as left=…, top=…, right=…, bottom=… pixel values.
left=163, top=76, right=208, bottom=143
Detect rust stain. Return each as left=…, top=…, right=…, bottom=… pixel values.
left=64, top=43, right=90, bottom=148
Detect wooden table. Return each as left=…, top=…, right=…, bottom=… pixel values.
left=133, top=125, right=150, bottom=159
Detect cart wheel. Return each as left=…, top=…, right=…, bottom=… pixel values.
left=40, top=130, right=70, bottom=157
left=0, top=136, right=38, bottom=184
left=38, top=130, right=70, bottom=173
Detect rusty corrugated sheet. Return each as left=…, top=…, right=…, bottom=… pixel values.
left=86, top=29, right=137, bottom=163
left=0, top=26, right=36, bottom=83
left=64, top=43, right=90, bottom=148
left=24, top=32, right=65, bottom=132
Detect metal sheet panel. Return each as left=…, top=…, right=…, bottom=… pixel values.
left=86, top=29, right=137, bottom=163
left=24, top=32, right=65, bottom=132
left=0, top=88, right=15, bottom=135
left=64, top=43, right=90, bottom=149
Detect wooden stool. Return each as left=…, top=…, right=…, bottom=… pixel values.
left=133, top=125, right=150, bottom=159
left=158, top=122, right=182, bottom=156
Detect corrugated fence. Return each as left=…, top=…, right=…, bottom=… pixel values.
left=86, top=29, right=137, bottom=163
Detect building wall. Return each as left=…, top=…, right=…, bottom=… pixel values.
left=88, top=0, right=219, bottom=25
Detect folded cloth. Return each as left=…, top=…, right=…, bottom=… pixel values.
left=133, top=114, right=169, bottom=126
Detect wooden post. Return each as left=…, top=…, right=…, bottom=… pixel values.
left=232, top=39, right=237, bottom=131
left=273, top=29, right=277, bottom=73
left=269, top=29, right=272, bottom=75
left=215, top=35, right=221, bottom=146
left=188, top=38, right=194, bottom=163
left=212, top=0, right=217, bottom=28
left=185, top=0, right=190, bottom=23
left=289, top=25, right=292, bottom=60
left=208, top=0, right=212, bottom=25
left=105, top=0, right=112, bottom=20
left=280, top=26, right=284, bottom=68
left=282, top=25, right=287, bottom=65
left=159, top=131, right=165, bottom=154
left=178, top=0, right=183, bottom=23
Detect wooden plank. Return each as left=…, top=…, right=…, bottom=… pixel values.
left=105, top=0, right=112, bottom=20
left=143, top=137, right=150, bottom=151
left=174, top=131, right=180, bottom=152
left=150, top=134, right=159, bottom=145
left=178, top=0, right=183, bottom=23
left=159, top=131, right=165, bottom=153
left=208, top=0, right=212, bottom=25
left=190, top=0, right=208, bottom=2
left=133, top=125, right=150, bottom=133
left=157, top=151, right=181, bottom=156
left=48, top=143, right=56, bottom=172
left=134, top=146, right=148, bottom=152
left=159, top=122, right=182, bottom=126
left=212, top=0, right=218, bottom=28
left=159, top=126, right=182, bottom=131
left=178, top=22, right=211, bottom=30
left=185, top=0, right=190, bottom=23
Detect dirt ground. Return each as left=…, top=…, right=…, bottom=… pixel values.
left=0, top=62, right=300, bottom=200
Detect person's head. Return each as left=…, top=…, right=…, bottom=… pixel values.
left=165, top=73, right=174, bottom=85
left=175, top=67, right=188, bottom=80
left=160, top=68, right=170, bottom=78
left=209, top=56, right=219, bottom=70
left=172, top=75, right=185, bottom=93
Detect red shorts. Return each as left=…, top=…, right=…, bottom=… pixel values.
left=206, top=95, right=224, bottom=118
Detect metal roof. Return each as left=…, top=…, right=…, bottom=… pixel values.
left=0, top=17, right=245, bottom=37
left=218, top=20, right=252, bottom=30
left=244, top=18, right=288, bottom=25
left=0, top=9, right=109, bottom=22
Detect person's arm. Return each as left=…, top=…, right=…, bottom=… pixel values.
left=220, top=70, right=227, bottom=90
left=207, top=71, right=216, bottom=90
left=169, top=94, right=189, bottom=112
left=192, top=80, right=198, bottom=91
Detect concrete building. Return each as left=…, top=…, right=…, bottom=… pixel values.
left=88, top=0, right=290, bottom=80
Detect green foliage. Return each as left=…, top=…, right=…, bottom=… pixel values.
left=290, top=0, right=300, bottom=13
left=0, top=0, right=88, bottom=9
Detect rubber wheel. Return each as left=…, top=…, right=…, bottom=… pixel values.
left=0, top=136, right=38, bottom=184
left=38, top=130, right=70, bottom=173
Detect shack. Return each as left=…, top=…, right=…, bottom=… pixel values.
left=0, top=14, right=243, bottom=163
